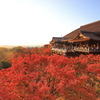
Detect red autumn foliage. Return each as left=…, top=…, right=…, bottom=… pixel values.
left=0, top=47, right=100, bottom=100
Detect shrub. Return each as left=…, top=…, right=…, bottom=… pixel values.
left=0, top=60, right=12, bottom=70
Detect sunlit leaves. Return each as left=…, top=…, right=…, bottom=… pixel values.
left=0, top=48, right=100, bottom=99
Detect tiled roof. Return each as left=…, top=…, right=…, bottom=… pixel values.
left=64, top=20, right=100, bottom=41
left=50, top=37, right=63, bottom=43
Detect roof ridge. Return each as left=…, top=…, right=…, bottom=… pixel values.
left=80, top=20, right=100, bottom=28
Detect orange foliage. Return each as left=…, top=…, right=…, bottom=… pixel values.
left=0, top=47, right=100, bottom=100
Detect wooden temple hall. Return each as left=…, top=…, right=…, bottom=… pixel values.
left=50, top=20, right=100, bottom=55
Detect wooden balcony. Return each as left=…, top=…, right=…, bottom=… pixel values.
left=74, top=47, right=89, bottom=53
left=52, top=48, right=68, bottom=55
left=52, top=46, right=100, bottom=54
left=89, top=48, right=100, bottom=53
left=74, top=47, right=100, bottom=53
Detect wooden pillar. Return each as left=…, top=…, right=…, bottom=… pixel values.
left=97, top=43, right=99, bottom=49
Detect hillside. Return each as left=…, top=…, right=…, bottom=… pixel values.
left=0, top=47, right=100, bottom=100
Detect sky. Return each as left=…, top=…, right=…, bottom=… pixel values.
left=0, top=0, right=100, bottom=47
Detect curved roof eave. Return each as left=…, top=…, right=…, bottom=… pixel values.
left=81, top=32, right=100, bottom=41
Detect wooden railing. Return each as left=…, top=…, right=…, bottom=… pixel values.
left=74, top=47, right=100, bottom=53
left=74, top=47, right=89, bottom=52
left=52, top=48, right=67, bottom=54
left=89, top=48, right=100, bottom=52
left=52, top=46, right=100, bottom=54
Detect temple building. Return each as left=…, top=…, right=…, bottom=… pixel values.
left=50, top=20, right=100, bottom=55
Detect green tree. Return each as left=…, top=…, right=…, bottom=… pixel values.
left=0, top=61, right=12, bottom=70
